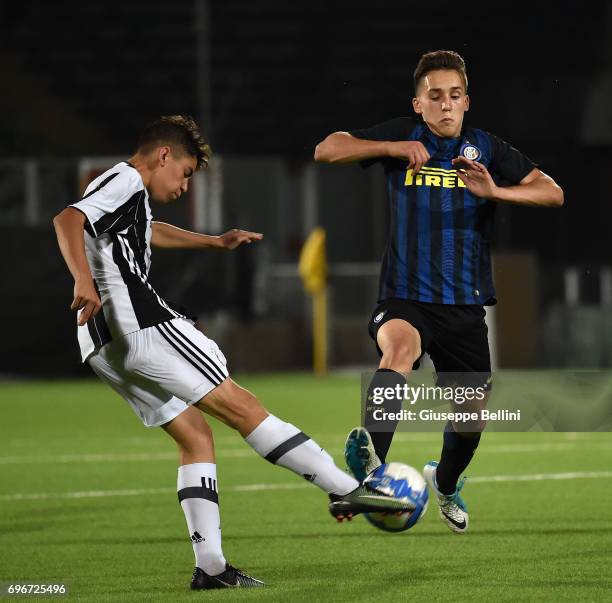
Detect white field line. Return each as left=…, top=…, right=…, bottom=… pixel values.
left=467, top=471, right=612, bottom=483
left=1, top=440, right=611, bottom=466
left=3, top=432, right=608, bottom=449
left=1, top=471, right=612, bottom=502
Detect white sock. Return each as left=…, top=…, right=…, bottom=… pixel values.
left=245, top=415, right=358, bottom=495
left=177, top=463, right=226, bottom=576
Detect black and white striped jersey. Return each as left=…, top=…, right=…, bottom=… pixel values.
left=70, top=161, right=185, bottom=361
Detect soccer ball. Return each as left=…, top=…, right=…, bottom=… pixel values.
left=364, top=462, right=429, bottom=532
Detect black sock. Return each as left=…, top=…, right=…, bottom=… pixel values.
left=363, top=369, right=406, bottom=463
left=436, top=421, right=481, bottom=495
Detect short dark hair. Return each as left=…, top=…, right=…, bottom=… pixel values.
left=138, top=115, right=211, bottom=169
left=414, top=50, right=468, bottom=94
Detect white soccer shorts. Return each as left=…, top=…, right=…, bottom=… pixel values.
left=88, top=318, right=229, bottom=427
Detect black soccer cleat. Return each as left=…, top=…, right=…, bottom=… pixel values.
left=329, top=483, right=417, bottom=521
left=190, top=564, right=265, bottom=589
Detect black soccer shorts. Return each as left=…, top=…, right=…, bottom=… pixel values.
left=368, top=298, right=492, bottom=390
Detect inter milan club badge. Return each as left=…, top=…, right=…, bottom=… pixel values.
left=374, top=310, right=386, bottom=324
left=460, top=142, right=482, bottom=161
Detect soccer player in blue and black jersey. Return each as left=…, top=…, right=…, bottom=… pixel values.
left=315, top=50, right=563, bottom=533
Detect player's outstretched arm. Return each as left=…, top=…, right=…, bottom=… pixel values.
left=314, top=132, right=388, bottom=164
left=151, top=222, right=263, bottom=250
left=52, top=208, right=102, bottom=326
left=452, top=158, right=564, bottom=208
left=314, top=132, right=430, bottom=172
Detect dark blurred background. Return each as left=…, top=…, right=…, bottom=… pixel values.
left=1, top=0, right=611, bottom=375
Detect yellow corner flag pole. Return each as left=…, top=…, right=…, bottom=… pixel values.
left=312, top=287, right=327, bottom=376
left=298, top=227, right=328, bottom=375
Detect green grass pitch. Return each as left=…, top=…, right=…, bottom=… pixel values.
left=1, top=373, right=611, bottom=601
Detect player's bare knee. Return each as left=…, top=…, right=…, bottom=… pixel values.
left=380, top=342, right=420, bottom=373
left=193, top=415, right=213, bottom=439
left=162, top=406, right=214, bottom=455
left=178, top=430, right=212, bottom=456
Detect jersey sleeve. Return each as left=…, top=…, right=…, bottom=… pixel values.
left=69, top=169, right=141, bottom=237
left=348, top=117, right=414, bottom=168
left=487, top=133, right=538, bottom=185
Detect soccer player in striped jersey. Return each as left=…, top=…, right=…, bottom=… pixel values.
left=53, top=115, right=414, bottom=590
left=315, top=50, right=564, bottom=534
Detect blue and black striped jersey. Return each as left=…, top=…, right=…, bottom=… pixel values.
left=350, top=117, right=536, bottom=306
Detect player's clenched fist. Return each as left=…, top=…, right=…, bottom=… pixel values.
left=71, top=279, right=102, bottom=326
left=385, top=141, right=430, bottom=174
left=219, top=229, right=264, bottom=250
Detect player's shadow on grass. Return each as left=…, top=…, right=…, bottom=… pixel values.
left=224, top=525, right=612, bottom=540
left=33, top=526, right=612, bottom=547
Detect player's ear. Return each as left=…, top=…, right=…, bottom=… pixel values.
left=158, top=146, right=171, bottom=167
left=412, top=97, right=422, bottom=115
left=464, top=94, right=470, bottom=112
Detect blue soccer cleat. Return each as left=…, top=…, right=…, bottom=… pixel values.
left=423, top=461, right=469, bottom=534
left=344, top=427, right=382, bottom=482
